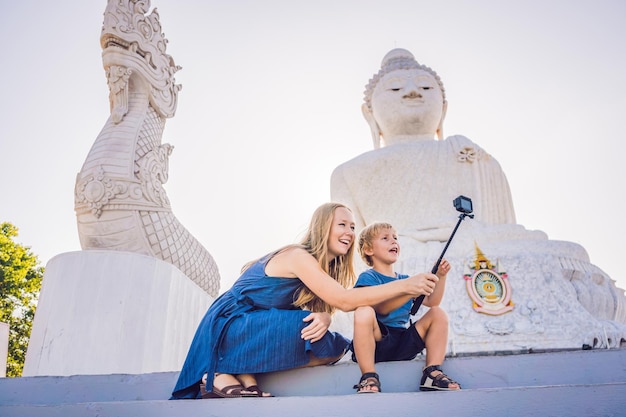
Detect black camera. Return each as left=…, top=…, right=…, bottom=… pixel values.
left=453, top=195, right=473, bottom=214
left=410, top=194, right=474, bottom=315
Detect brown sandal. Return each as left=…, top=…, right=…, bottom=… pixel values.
left=244, top=384, right=274, bottom=397
left=419, top=365, right=461, bottom=391
left=200, top=383, right=257, bottom=399
left=353, top=372, right=381, bottom=393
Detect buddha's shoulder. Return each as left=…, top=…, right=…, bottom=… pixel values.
left=335, top=135, right=479, bottom=165
left=445, top=134, right=476, bottom=146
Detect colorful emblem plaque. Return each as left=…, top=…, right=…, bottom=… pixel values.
left=464, top=244, right=514, bottom=315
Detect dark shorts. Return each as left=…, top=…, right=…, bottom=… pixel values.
left=351, top=321, right=426, bottom=363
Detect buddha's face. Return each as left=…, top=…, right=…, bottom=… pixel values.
left=371, top=68, right=444, bottom=139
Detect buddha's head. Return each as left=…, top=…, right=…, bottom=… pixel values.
left=363, top=49, right=447, bottom=148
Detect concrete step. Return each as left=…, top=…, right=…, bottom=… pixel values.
left=1, top=348, right=625, bottom=416
left=2, top=384, right=626, bottom=417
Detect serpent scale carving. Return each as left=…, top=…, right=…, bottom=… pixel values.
left=75, top=0, right=220, bottom=296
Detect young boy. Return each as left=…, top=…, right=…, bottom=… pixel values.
left=351, top=222, right=460, bottom=393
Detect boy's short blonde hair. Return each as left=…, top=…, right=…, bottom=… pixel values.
left=358, top=222, right=396, bottom=267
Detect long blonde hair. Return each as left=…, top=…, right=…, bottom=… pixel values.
left=241, top=203, right=356, bottom=313
left=292, top=202, right=356, bottom=313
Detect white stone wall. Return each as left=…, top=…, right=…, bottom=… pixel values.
left=23, top=251, right=214, bottom=376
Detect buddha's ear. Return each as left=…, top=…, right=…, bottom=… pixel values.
left=436, top=100, right=448, bottom=140
left=362, top=103, right=381, bottom=149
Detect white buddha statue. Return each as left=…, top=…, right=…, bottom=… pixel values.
left=332, top=48, right=540, bottom=248
left=330, top=48, right=626, bottom=337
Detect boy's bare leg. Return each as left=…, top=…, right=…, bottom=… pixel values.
left=352, top=306, right=383, bottom=392
left=415, top=306, right=449, bottom=365
left=415, top=306, right=460, bottom=389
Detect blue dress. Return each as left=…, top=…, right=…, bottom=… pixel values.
left=171, top=254, right=351, bottom=399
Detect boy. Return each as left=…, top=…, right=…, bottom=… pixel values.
left=351, top=222, right=460, bottom=393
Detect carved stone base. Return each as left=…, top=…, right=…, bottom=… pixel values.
left=332, top=238, right=626, bottom=354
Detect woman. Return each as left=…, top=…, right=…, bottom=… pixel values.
left=171, top=202, right=438, bottom=399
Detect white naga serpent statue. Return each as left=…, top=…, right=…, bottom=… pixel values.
left=74, top=0, right=220, bottom=296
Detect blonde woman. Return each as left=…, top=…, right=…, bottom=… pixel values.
left=171, top=203, right=438, bottom=399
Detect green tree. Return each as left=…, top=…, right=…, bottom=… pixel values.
left=0, top=222, right=43, bottom=377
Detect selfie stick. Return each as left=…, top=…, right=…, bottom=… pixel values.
left=409, top=201, right=474, bottom=316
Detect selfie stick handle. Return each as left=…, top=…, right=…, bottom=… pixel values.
left=410, top=212, right=473, bottom=316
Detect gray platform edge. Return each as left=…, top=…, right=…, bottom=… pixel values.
left=1, top=349, right=625, bottom=416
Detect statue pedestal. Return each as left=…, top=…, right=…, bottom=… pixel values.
left=401, top=238, right=626, bottom=354
left=332, top=237, right=626, bottom=353
left=23, top=251, right=214, bottom=376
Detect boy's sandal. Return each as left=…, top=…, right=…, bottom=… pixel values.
left=419, top=365, right=461, bottom=391
left=353, top=372, right=381, bottom=393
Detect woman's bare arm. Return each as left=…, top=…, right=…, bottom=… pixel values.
left=268, top=248, right=436, bottom=312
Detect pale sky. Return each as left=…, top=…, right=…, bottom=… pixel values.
left=1, top=0, right=625, bottom=294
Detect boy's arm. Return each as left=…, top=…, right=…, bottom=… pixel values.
left=423, top=259, right=450, bottom=307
